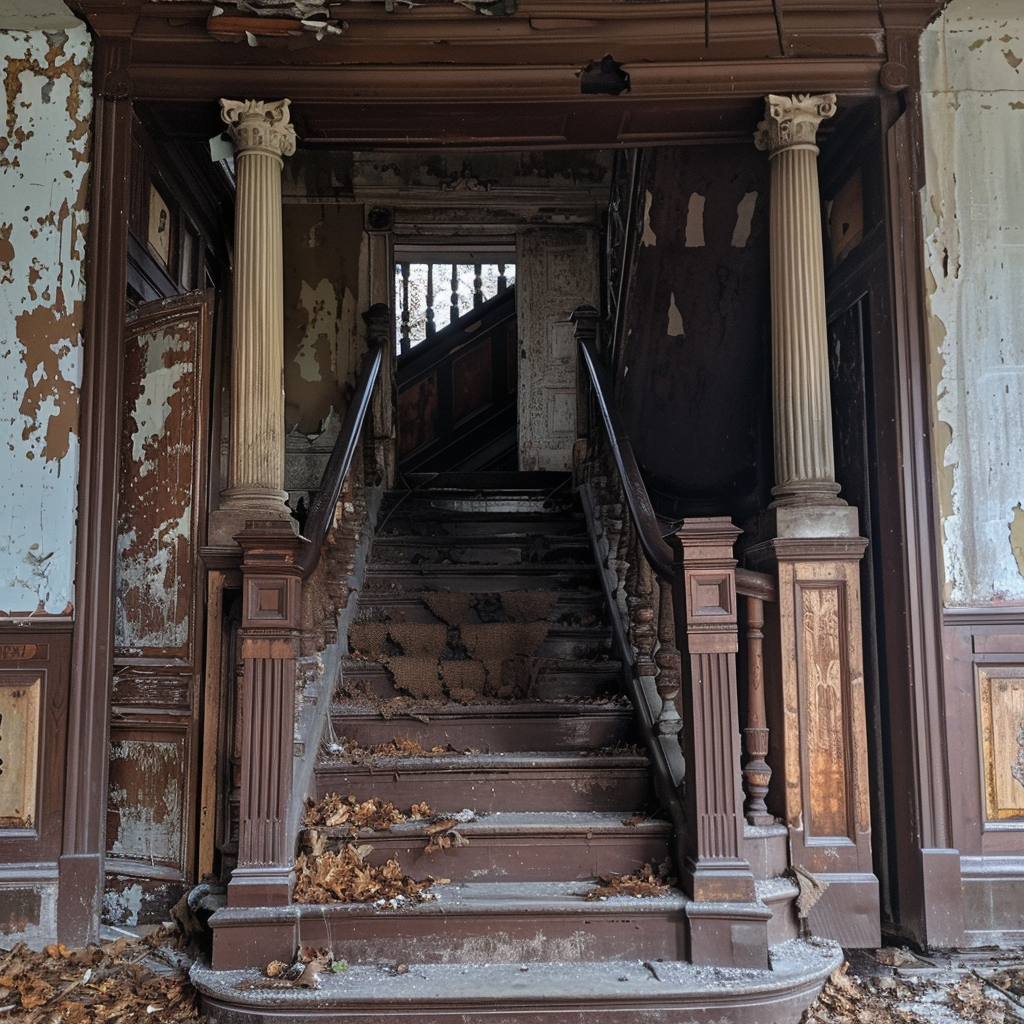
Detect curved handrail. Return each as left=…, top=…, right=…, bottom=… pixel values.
left=577, top=336, right=675, bottom=581
left=297, top=342, right=383, bottom=579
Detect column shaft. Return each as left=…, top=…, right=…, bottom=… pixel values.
left=211, top=99, right=296, bottom=543
left=756, top=94, right=842, bottom=509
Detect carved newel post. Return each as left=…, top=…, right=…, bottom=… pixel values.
left=211, top=98, right=297, bottom=545
left=755, top=94, right=841, bottom=511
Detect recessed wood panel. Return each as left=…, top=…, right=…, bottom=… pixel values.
left=0, top=676, right=41, bottom=828
left=398, top=372, right=439, bottom=457
left=799, top=583, right=851, bottom=839
left=979, top=668, right=1024, bottom=821
left=452, top=338, right=492, bottom=423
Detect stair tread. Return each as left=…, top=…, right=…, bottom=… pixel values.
left=217, top=879, right=689, bottom=917
left=331, top=700, right=633, bottom=717
left=309, top=810, right=669, bottom=837
left=318, top=750, right=649, bottom=770
left=194, top=940, right=840, bottom=1016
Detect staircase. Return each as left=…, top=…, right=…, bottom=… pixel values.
left=195, top=473, right=840, bottom=1023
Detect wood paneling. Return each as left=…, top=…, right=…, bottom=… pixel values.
left=978, top=667, right=1024, bottom=822
left=106, top=292, right=212, bottom=925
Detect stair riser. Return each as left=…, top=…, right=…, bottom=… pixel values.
left=314, top=769, right=653, bottom=813
left=370, top=541, right=593, bottom=565
left=329, top=713, right=636, bottom=751
left=211, top=910, right=685, bottom=970
left=379, top=517, right=586, bottom=539
left=365, top=569, right=599, bottom=592
left=307, top=833, right=672, bottom=883
left=345, top=634, right=613, bottom=661
left=338, top=664, right=623, bottom=702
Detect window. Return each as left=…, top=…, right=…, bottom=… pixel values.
left=394, top=244, right=515, bottom=354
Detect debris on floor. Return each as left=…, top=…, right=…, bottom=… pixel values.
left=800, top=952, right=1024, bottom=1024
left=0, top=930, right=202, bottom=1022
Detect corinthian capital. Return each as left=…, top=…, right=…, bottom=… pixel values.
left=754, top=93, right=836, bottom=154
left=220, top=98, right=297, bottom=160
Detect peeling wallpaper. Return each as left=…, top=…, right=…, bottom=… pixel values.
left=921, top=0, right=1024, bottom=605
left=0, top=24, right=91, bottom=615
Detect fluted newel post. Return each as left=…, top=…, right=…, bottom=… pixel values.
left=755, top=94, right=841, bottom=510
left=674, top=519, right=769, bottom=969
left=226, top=521, right=304, bottom=910
left=210, top=98, right=297, bottom=546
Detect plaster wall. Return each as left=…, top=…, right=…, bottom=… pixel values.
left=0, top=21, right=91, bottom=616
left=921, top=0, right=1024, bottom=606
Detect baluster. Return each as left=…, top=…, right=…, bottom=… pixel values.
left=450, top=263, right=459, bottom=323
left=497, top=262, right=508, bottom=293
left=425, top=263, right=436, bottom=338
left=629, top=552, right=657, bottom=679
left=742, top=594, right=774, bottom=825
left=399, top=262, right=411, bottom=354
left=655, top=576, right=682, bottom=735
left=473, top=263, right=483, bottom=307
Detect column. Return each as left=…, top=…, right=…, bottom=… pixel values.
left=210, top=98, right=297, bottom=546
left=755, top=93, right=844, bottom=516
left=750, top=95, right=879, bottom=947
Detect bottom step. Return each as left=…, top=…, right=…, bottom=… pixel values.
left=192, top=938, right=841, bottom=1024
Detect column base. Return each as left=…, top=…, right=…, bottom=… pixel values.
left=769, top=479, right=845, bottom=510
left=803, top=871, right=880, bottom=948
left=227, top=865, right=294, bottom=908
left=761, top=503, right=860, bottom=540
left=686, top=900, right=771, bottom=968
left=685, top=857, right=756, bottom=903
left=209, top=500, right=297, bottom=548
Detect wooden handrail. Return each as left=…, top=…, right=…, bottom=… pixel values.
left=297, top=332, right=384, bottom=580
left=736, top=566, right=776, bottom=603
left=576, top=331, right=675, bottom=582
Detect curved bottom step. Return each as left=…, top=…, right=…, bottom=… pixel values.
left=193, top=939, right=841, bottom=1024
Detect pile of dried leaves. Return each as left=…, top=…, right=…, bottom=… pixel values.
left=581, top=861, right=673, bottom=901
left=0, top=932, right=201, bottom=1022
left=293, top=840, right=447, bottom=906
left=303, top=793, right=432, bottom=832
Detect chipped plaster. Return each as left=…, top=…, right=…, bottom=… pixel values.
left=921, top=0, right=1024, bottom=605
left=0, top=24, right=91, bottom=616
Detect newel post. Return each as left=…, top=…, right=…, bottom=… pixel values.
left=673, top=519, right=769, bottom=968
left=228, top=520, right=305, bottom=907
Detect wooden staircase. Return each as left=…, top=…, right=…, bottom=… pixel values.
left=195, top=473, right=840, bottom=1023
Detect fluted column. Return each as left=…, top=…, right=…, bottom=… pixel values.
left=211, top=98, right=296, bottom=544
left=755, top=94, right=842, bottom=510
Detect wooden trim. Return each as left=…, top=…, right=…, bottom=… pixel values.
left=59, top=34, right=134, bottom=948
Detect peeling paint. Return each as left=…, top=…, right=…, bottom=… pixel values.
left=684, top=192, right=706, bottom=247
left=640, top=189, right=656, bottom=247
left=0, top=24, right=91, bottom=615
left=666, top=292, right=684, bottom=337
left=1010, top=504, right=1024, bottom=581
left=731, top=191, right=758, bottom=247
left=921, top=0, right=1024, bottom=604
left=295, top=279, right=339, bottom=384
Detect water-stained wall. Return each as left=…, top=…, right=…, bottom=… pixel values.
left=921, top=0, right=1024, bottom=606
left=0, top=18, right=91, bottom=616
